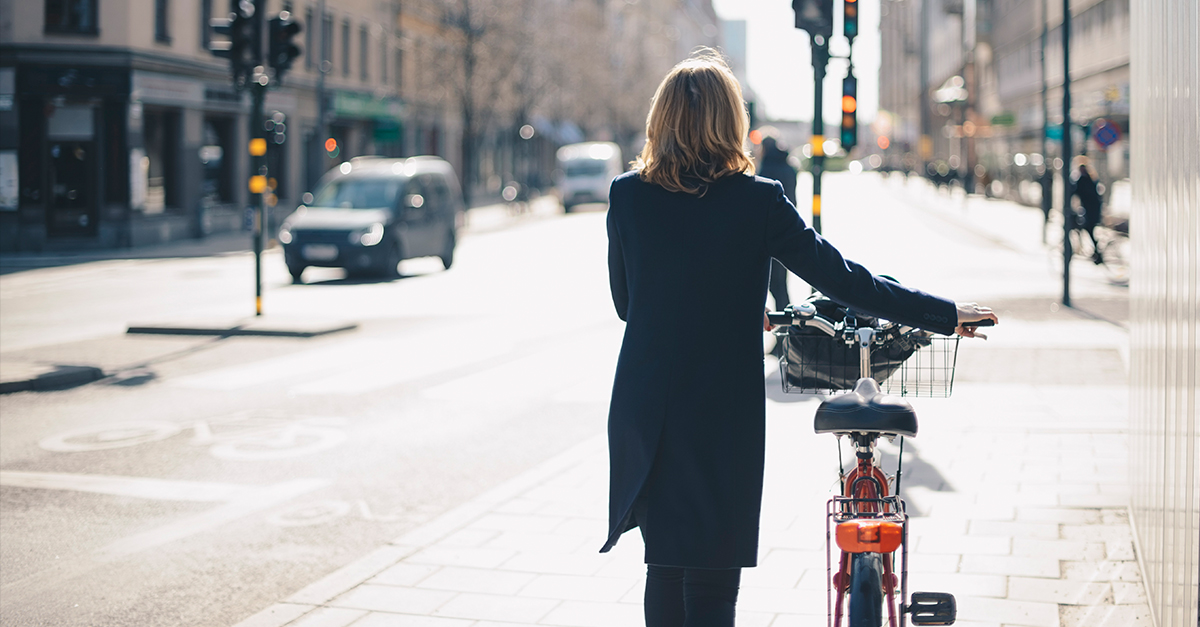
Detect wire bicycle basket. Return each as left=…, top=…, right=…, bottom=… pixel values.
left=778, top=329, right=960, bottom=398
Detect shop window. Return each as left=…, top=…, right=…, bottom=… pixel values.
left=200, top=117, right=234, bottom=206
left=45, top=0, right=99, bottom=35
left=155, top=0, right=170, bottom=43
left=201, top=0, right=211, bottom=48
left=360, top=25, right=369, bottom=81
left=342, top=20, right=351, bottom=77
left=143, top=108, right=179, bottom=214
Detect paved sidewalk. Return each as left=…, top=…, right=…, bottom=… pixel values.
left=229, top=178, right=1149, bottom=627
left=233, top=332, right=1149, bottom=625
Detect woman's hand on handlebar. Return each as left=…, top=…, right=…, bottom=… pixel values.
left=764, top=308, right=775, bottom=332
left=955, top=302, right=998, bottom=339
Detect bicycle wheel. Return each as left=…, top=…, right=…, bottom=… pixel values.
left=848, top=552, right=884, bottom=627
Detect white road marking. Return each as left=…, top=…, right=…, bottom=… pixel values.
left=97, top=478, right=329, bottom=558
left=0, top=471, right=254, bottom=502
left=0, top=470, right=330, bottom=557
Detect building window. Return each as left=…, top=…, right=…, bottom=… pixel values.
left=381, top=39, right=388, bottom=84
left=155, top=0, right=170, bottom=43
left=200, top=117, right=234, bottom=205
left=360, top=25, right=369, bottom=81
left=201, top=0, right=211, bottom=48
left=342, top=20, right=351, bottom=76
left=304, top=8, right=314, bottom=71
left=45, top=0, right=98, bottom=34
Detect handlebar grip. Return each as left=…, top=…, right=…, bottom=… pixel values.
left=963, top=318, right=996, bottom=327
left=767, top=312, right=792, bottom=326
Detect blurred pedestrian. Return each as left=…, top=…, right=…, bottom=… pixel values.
left=754, top=129, right=798, bottom=346
left=1040, top=166, right=1054, bottom=243
left=603, top=49, right=998, bottom=627
left=1071, top=157, right=1104, bottom=263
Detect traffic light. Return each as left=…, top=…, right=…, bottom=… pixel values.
left=793, top=0, right=834, bottom=38
left=841, top=72, right=858, bottom=150
left=844, top=0, right=859, bottom=41
left=268, top=11, right=302, bottom=83
left=209, top=0, right=260, bottom=89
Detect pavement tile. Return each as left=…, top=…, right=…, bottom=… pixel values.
left=329, top=584, right=456, bottom=615
left=1058, top=604, right=1155, bottom=627
left=288, top=546, right=419, bottom=605
left=734, top=611, right=777, bottom=627
left=1016, top=508, right=1101, bottom=525
left=351, top=614, right=475, bottom=627
left=1110, top=581, right=1148, bottom=604
left=1058, top=494, right=1128, bottom=508
left=416, top=567, right=537, bottom=595
left=517, top=573, right=637, bottom=602
left=739, top=549, right=814, bottom=589
left=968, top=520, right=1060, bottom=539
left=618, top=578, right=645, bottom=604
left=956, top=596, right=1060, bottom=626
left=1011, top=538, right=1104, bottom=561
left=916, top=534, right=1011, bottom=556
left=369, top=564, right=441, bottom=587
left=1103, top=540, right=1135, bottom=561
left=493, top=497, right=546, bottom=515
left=231, top=603, right=316, bottom=627
left=1060, top=560, right=1142, bottom=582
left=1007, top=576, right=1112, bottom=605
left=960, top=555, right=1061, bottom=578
left=431, top=592, right=559, bottom=623
left=436, top=528, right=501, bottom=548
left=735, top=587, right=826, bottom=614
left=1058, top=524, right=1132, bottom=543
left=537, top=600, right=644, bottom=627
left=552, top=518, right=608, bottom=539
left=768, top=613, right=843, bottom=626
left=484, top=531, right=590, bottom=554
left=906, top=572, right=1007, bottom=598
left=908, top=553, right=963, bottom=573
left=284, top=607, right=368, bottom=627
left=500, top=551, right=613, bottom=576
left=406, top=546, right=518, bottom=569
left=470, top=513, right=568, bottom=533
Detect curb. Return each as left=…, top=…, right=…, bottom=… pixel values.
left=0, top=365, right=106, bottom=394
left=126, top=321, right=359, bottom=338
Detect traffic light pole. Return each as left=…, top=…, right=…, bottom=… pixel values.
left=811, top=38, right=829, bottom=235
left=250, top=78, right=268, bottom=316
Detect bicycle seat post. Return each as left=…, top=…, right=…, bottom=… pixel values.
left=855, top=327, right=875, bottom=381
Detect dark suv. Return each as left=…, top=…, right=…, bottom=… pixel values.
left=280, top=157, right=463, bottom=282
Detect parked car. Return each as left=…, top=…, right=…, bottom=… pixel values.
left=279, top=156, right=463, bottom=283
left=556, top=141, right=623, bottom=212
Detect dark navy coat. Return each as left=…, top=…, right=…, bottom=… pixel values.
left=601, top=171, right=958, bottom=568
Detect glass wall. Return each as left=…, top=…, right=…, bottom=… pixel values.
left=1128, top=2, right=1199, bottom=627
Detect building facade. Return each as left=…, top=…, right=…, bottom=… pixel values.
left=0, top=0, right=717, bottom=252
left=1128, top=2, right=1198, bottom=626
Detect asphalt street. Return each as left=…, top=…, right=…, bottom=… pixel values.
left=0, top=173, right=1130, bottom=626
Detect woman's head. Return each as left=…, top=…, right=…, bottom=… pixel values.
left=635, top=49, right=755, bottom=194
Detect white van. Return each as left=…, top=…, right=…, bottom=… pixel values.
left=556, top=142, right=623, bottom=212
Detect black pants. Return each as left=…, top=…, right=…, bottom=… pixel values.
left=644, top=565, right=741, bottom=627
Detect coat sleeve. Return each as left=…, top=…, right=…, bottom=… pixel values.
left=763, top=181, right=958, bottom=335
left=608, top=202, right=629, bottom=322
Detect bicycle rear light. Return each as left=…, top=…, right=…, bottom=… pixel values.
left=835, top=520, right=903, bottom=553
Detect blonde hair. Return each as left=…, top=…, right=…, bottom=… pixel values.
left=634, top=49, right=755, bottom=194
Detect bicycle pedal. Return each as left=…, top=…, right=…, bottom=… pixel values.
left=908, top=591, right=956, bottom=625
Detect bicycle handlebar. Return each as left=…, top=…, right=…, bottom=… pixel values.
left=767, top=305, right=994, bottom=335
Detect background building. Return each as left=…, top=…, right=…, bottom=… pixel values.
left=0, top=0, right=719, bottom=252
left=878, top=0, right=1129, bottom=204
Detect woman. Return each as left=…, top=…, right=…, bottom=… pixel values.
left=601, top=50, right=997, bottom=627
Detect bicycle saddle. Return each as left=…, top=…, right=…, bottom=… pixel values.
left=814, top=378, right=918, bottom=437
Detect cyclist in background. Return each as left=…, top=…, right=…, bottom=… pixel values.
left=601, top=49, right=998, bottom=627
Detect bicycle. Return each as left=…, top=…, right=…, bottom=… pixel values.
left=767, top=298, right=992, bottom=626
left=1045, top=211, right=1130, bottom=286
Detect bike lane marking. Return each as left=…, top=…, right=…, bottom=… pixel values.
left=0, top=471, right=330, bottom=557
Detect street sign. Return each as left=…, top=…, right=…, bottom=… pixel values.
left=1093, top=120, right=1121, bottom=148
